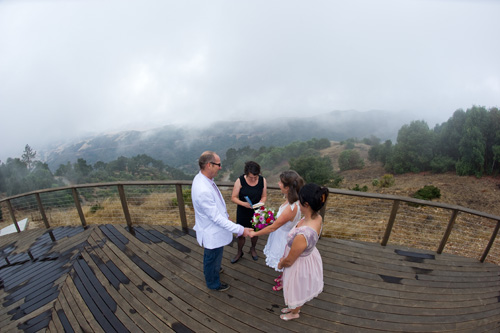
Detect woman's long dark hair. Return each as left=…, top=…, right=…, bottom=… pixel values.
left=280, top=170, right=304, bottom=204
left=299, top=183, right=329, bottom=214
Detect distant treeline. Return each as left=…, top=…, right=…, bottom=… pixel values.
left=1, top=105, right=499, bottom=199
left=0, top=153, right=191, bottom=197
left=222, top=137, right=344, bottom=186
left=369, top=106, right=500, bottom=176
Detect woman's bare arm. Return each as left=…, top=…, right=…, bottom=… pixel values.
left=278, top=234, right=307, bottom=269
left=250, top=203, right=296, bottom=237
left=231, top=178, right=251, bottom=208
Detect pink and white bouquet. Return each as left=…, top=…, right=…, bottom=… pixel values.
left=252, top=206, right=276, bottom=231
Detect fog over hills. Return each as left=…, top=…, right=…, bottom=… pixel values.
left=39, top=110, right=443, bottom=173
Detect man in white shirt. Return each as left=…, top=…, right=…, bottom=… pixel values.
left=191, top=151, right=252, bottom=291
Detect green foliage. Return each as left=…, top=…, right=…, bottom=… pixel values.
left=362, top=135, right=381, bottom=146
left=338, top=150, right=365, bottom=171
left=344, top=141, right=355, bottom=149
left=371, top=106, right=500, bottom=177
left=389, top=120, right=435, bottom=174
left=351, top=184, right=368, bottom=192
left=368, top=140, right=392, bottom=164
left=430, top=155, right=455, bottom=173
left=0, top=156, right=59, bottom=196
left=0, top=151, right=191, bottom=197
left=21, top=144, right=36, bottom=171
left=223, top=138, right=330, bottom=182
left=456, top=124, right=485, bottom=177
left=171, top=189, right=192, bottom=206
left=374, top=174, right=395, bottom=188
left=90, top=203, right=103, bottom=214
left=413, top=185, right=441, bottom=201
left=289, top=155, right=338, bottom=186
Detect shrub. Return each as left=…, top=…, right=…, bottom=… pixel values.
left=351, top=184, right=368, bottom=192
left=372, top=179, right=379, bottom=187
left=326, top=173, right=344, bottom=188
left=172, top=189, right=192, bottom=206
left=338, top=150, right=365, bottom=171
left=379, top=174, right=395, bottom=188
left=430, top=155, right=455, bottom=173
left=90, top=203, right=103, bottom=214
left=413, top=185, right=441, bottom=201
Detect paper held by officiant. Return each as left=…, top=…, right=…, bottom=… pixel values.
left=244, top=196, right=264, bottom=209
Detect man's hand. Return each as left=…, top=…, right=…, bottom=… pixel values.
left=243, top=228, right=253, bottom=237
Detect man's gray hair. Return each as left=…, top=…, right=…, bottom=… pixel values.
left=198, top=151, right=216, bottom=169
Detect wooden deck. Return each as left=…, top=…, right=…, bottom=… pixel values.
left=0, top=224, right=499, bottom=332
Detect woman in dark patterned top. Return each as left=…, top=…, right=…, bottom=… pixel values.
left=230, top=161, right=267, bottom=263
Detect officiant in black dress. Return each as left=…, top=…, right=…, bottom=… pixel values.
left=230, top=161, right=267, bottom=263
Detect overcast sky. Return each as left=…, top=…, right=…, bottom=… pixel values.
left=1, top=0, right=499, bottom=162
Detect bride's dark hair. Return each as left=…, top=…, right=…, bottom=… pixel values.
left=280, top=170, right=304, bottom=204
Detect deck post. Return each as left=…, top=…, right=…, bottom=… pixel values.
left=480, top=219, right=500, bottom=263
left=35, top=193, right=50, bottom=229
left=6, top=199, right=21, bottom=233
left=176, top=184, right=188, bottom=230
left=72, top=187, right=87, bottom=227
left=437, top=209, right=459, bottom=254
left=381, top=199, right=400, bottom=246
left=118, top=184, right=133, bottom=229
left=319, top=200, right=327, bottom=237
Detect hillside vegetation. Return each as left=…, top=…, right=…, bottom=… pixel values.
left=1, top=105, right=500, bottom=220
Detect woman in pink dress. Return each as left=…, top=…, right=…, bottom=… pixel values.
left=277, top=183, right=328, bottom=321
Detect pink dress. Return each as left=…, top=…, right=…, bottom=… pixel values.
left=282, top=224, right=324, bottom=309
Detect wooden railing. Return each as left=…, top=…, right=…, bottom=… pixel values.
left=1, top=181, right=499, bottom=264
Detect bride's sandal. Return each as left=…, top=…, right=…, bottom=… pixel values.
left=280, top=312, right=300, bottom=321
left=281, top=308, right=300, bottom=314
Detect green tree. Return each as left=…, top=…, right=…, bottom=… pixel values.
left=433, top=109, right=466, bottom=162
left=430, top=155, right=455, bottom=173
left=368, top=140, right=393, bottom=164
left=338, top=150, right=364, bottom=171
left=74, top=158, right=93, bottom=182
left=389, top=120, right=434, bottom=174
left=21, top=144, right=36, bottom=171
left=485, top=108, right=500, bottom=173
left=26, top=161, right=57, bottom=190
left=55, top=162, right=72, bottom=177
left=363, top=135, right=381, bottom=146
left=310, top=138, right=331, bottom=150
left=289, top=155, right=336, bottom=186
left=492, top=143, right=500, bottom=174
left=456, top=126, right=485, bottom=176
left=2, top=158, right=29, bottom=195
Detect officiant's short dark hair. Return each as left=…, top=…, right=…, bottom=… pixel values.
left=244, top=161, right=261, bottom=175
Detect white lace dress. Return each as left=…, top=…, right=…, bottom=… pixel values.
left=263, top=201, right=301, bottom=271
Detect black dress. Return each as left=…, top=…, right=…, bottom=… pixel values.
left=236, top=175, right=264, bottom=229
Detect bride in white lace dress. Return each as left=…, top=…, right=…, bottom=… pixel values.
left=250, top=170, right=304, bottom=291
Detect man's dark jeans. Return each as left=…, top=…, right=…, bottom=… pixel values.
left=203, top=246, right=224, bottom=289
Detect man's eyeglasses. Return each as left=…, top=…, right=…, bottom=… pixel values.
left=210, top=162, right=222, bottom=167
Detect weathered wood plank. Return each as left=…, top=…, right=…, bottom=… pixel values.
left=1, top=224, right=499, bottom=332
left=81, top=246, right=159, bottom=332
left=86, top=231, right=174, bottom=332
